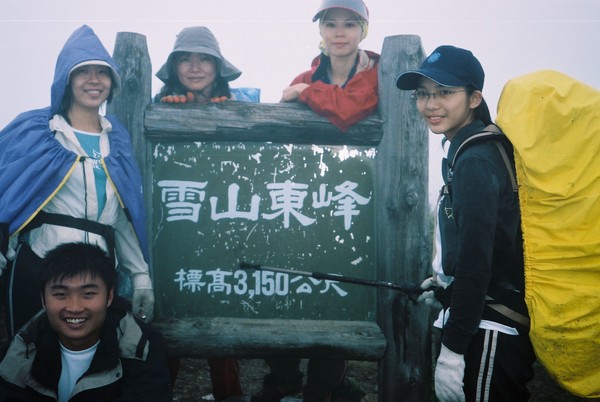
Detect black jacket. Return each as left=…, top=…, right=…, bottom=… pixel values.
left=0, top=298, right=172, bottom=401
left=438, top=120, right=527, bottom=355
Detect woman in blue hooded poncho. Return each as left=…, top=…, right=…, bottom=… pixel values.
left=0, top=25, right=154, bottom=336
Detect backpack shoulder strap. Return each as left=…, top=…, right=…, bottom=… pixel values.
left=446, top=126, right=517, bottom=193
left=492, top=140, right=518, bottom=193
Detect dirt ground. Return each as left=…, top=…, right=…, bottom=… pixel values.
left=0, top=310, right=588, bottom=401
left=172, top=359, right=376, bottom=402
left=172, top=357, right=589, bottom=402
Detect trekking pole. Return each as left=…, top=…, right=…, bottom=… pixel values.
left=0, top=223, right=9, bottom=256
left=239, top=262, right=424, bottom=295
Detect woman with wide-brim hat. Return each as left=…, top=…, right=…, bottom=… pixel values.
left=155, top=26, right=258, bottom=104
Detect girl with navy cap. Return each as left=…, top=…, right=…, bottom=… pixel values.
left=397, top=46, right=535, bottom=401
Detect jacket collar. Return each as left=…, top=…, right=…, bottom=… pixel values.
left=311, top=49, right=378, bottom=87
left=446, top=120, right=487, bottom=165
left=0, top=299, right=146, bottom=392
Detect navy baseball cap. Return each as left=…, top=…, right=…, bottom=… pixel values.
left=396, top=45, right=485, bottom=90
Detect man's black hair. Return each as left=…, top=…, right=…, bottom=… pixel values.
left=39, top=242, right=117, bottom=298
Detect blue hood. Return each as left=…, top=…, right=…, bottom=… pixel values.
left=0, top=25, right=148, bottom=261
left=50, top=25, right=121, bottom=116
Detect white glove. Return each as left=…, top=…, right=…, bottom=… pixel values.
left=435, top=344, right=466, bottom=402
left=417, top=290, right=441, bottom=307
left=0, top=235, right=18, bottom=276
left=132, top=273, right=155, bottom=323
left=416, top=277, right=442, bottom=308
left=420, top=276, right=436, bottom=290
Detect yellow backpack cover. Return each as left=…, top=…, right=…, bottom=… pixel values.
left=496, top=70, right=600, bottom=398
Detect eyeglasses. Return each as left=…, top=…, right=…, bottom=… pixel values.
left=411, top=89, right=466, bottom=102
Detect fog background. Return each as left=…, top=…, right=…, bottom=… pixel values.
left=2, top=0, right=599, bottom=206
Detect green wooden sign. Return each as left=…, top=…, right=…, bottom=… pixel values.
left=151, top=141, right=377, bottom=321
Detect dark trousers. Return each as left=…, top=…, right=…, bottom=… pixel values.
left=463, top=328, right=535, bottom=402
left=265, top=357, right=347, bottom=402
left=208, top=358, right=244, bottom=401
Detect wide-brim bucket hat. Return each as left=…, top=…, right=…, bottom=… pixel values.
left=156, top=26, right=242, bottom=85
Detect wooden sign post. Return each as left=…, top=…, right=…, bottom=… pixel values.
left=110, top=32, right=431, bottom=402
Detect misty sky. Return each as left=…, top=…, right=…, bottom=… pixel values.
left=2, top=0, right=599, bottom=205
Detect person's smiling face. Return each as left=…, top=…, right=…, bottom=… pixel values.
left=175, top=52, right=218, bottom=95
left=69, top=64, right=112, bottom=112
left=42, top=272, right=113, bottom=351
left=415, top=77, right=481, bottom=141
left=319, top=8, right=363, bottom=59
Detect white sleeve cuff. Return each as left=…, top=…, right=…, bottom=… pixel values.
left=132, top=272, right=153, bottom=290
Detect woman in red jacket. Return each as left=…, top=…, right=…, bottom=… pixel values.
left=281, top=0, right=379, bottom=132
left=253, top=3, right=375, bottom=402
left=254, top=5, right=375, bottom=402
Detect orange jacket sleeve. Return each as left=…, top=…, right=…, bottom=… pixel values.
left=292, top=59, right=379, bottom=132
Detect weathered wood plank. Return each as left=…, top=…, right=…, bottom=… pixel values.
left=375, top=35, right=433, bottom=402
left=110, top=30, right=434, bottom=400
left=144, top=102, right=383, bottom=145
left=107, top=32, right=152, bottom=172
left=153, top=318, right=386, bottom=360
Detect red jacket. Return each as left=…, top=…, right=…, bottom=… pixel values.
left=291, top=50, right=380, bottom=132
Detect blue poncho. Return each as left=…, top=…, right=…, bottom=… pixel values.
left=0, top=25, right=148, bottom=259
